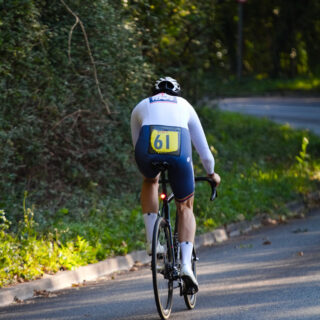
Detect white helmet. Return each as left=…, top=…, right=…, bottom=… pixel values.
left=154, top=77, right=181, bottom=96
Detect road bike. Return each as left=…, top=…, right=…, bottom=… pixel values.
left=151, top=161, right=217, bottom=319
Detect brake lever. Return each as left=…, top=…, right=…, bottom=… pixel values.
left=195, top=177, right=218, bottom=201
left=210, top=187, right=217, bottom=201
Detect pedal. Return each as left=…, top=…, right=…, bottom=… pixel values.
left=186, top=287, right=197, bottom=295
left=181, top=276, right=199, bottom=295
left=181, top=284, right=196, bottom=295
left=157, top=254, right=164, bottom=260
left=172, top=266, right=179, bottom=280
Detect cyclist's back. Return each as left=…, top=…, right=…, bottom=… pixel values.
left=131, top=92, right=215, bottom=175
left=130, top=77, right=221, bottom=293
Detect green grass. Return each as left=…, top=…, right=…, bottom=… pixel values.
left=194, top=107, right=320, bottom=232
left=203, top=76, right=320, bottom=97
left=1, top=107, right=320, bottom=287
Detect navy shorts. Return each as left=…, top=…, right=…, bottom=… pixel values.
left=135, top=125, right=194, bottom=202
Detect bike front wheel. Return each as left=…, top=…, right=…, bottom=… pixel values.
left=152, top=217, right=174, bottom=320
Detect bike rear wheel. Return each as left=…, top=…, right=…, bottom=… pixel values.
left=183, top=248, right=197, bottom=309
left=152, top=217, right=174, bottom=320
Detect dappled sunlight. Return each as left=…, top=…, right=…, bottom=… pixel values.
left=286, top=78, right=320, bottom=90
left=254, top=169, right=280, bottom=182
left=1, top=270, right=156, bottom=320
left=199, top=230, right=320, bottom=278
left=276, top=305, right=320, bottom=319
left=193, top=253, right=320, bottom=319
left=310, top=168, right=320, bottom=181
left=3, top=211, right=320, bottom=320
left=177, top=302, right=279, bottom=319
left=200, top=272, right=320, bottom=293
left=188, top=213, right=320, bottom=319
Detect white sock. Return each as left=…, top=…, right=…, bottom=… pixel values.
left=181, top=241, right=193, bottom=268
left=143, top=213, right=158, bottom=243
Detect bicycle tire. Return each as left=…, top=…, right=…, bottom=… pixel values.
left=183, top=248, right=197, bottom=310
left=152, top=217, right=174, bottom=320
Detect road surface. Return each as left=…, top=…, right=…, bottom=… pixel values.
left=1, top=208, right=320, bottom=320
left=218, top=97, right=320, bottom=135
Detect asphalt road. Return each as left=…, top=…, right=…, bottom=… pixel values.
left=1, top=208, right=320, bottom=320
left=218, top=97, right=320, bottom=135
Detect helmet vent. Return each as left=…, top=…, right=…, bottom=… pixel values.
left=154, top=77, right=181, bottom=96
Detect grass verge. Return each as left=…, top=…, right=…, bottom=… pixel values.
left=203, top=76, right=320, bottom=97
left=1, top=107, right=320, bottom=287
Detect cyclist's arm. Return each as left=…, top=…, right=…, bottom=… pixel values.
left=188, top=105, right=215, bottom=175
left=130, top=103, right=143, bottom=147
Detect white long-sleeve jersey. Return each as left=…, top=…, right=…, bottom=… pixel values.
left=130, top=93, right=215, bottom=174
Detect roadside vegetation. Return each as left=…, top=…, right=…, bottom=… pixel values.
left=194, top=108, right=320, bottom=232
left=202, top=76, right=320, bottom=98
left=1, top=1, right=320, bottom=287
left=1, top=108, right=320, bottom=287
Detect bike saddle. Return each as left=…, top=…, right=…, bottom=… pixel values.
left=151, top=161, right=170, bottom=172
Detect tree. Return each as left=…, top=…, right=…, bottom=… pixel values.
left=0, top=0, right=152, bottom=219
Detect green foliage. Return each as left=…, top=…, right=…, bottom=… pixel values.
left=295, top=137, right=310, bottom=168
left=126, top=0, right=233, bottom=99
left=127, top=0, right=320, bottom=99
left=0, top=192, right=146, bottom=287
left=202, top=76, right=320, bottom=98
left=1, top=0, right=320, bottom=222
left=1, top=108, right=320, bottom=287
left=0, top=210, right=10, bottom=236
left=0, top=0, right=153, bottom=221
left=1, top=0, right=320, bottom=288
left=0, top=206, right=98, bottom=287
left=194, top=107, right=320, bottom=233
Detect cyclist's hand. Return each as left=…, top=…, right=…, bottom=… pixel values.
left=208, top=172, right=221, bottom=186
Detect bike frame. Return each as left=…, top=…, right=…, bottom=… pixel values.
left=157, top=167, right=217, bottom=285
left=158, top=169, right=179, bottom=280
left=151, top=161, right=217, bottom=319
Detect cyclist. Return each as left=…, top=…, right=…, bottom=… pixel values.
left=131, top=77, right=221, bottom=292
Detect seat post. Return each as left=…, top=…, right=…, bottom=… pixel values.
left=160, top=169, right=167, bottom=197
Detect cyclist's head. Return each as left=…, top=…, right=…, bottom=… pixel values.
left=153, top=77, right=181, bottom=96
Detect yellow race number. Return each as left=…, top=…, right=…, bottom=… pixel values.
left=149, top=126, right=181, bottom=155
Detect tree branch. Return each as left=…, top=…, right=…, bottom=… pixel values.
left=60, top=0, right=112, bottom=115
left=68, top=16, right=79, bottom=64
left=52, top=109, right=91, bottom=130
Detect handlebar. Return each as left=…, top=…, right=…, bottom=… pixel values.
left=159, top=176, right=218, bottom=201
left=195, top=177, right=218, bottom=201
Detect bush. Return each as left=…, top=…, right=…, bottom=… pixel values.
left=1, top=107, right=320, bottom=287
left=0, top=0, right=153, bottom=222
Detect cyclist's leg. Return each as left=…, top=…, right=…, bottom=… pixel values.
left=167, top=147, right=195, bottom=264
left=175, top=198, right=198, bottom=291
left=134, top=126, right=162, bottom=253
left=141, top=175, right=159, bottom=214
left=175, top=197, right=197, bottom=271
left=168, top=146, right=195, bottom=266
left=175, top=196, right=195, bottom=243
left=169, top=162, right=198, bottom=290
left=141, top=175, right=160, bottom=253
